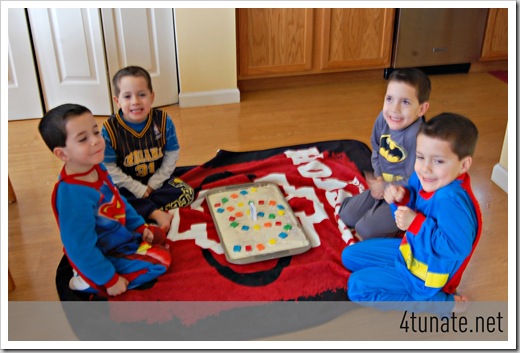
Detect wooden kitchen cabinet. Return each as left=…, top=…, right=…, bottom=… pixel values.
left=237, top=8, right=395, bottom=79
left=319, top=9, right=394, bottom=70
left=237, top=8, right=314, bottom=77
left=480, top=8, right=508, bottom=61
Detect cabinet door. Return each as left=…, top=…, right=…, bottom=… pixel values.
left=27, top=8, right=112, bottom=115
left=480, top=8, right=508, bottom=61
left=8, top=8, right=43, bottom=120
left=101, top=8, right=179, bottom=110
left=237, top=8, right=314, bottom=78
left=320, top=8, right=395, bottom=70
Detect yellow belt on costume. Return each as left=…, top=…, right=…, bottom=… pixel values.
left=399, top=243, right=449, bottom=288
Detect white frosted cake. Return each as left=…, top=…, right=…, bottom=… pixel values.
left=206, top=182, right=310, bottom=264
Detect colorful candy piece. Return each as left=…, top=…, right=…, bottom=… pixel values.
left=240, top=190, right=248, bottom=195
left=230, top=193, right=239, bottom=199
left=237, top=202, right=244, bottom=207
left=268, top=214, right=276, bottom=219
left=228, top=216, right=236, bottom=221
left=214, top=203, right=221, bottom=207
left=230, top=221, right=239, bottom=228
left=268, top=200, right=277, bottom=206
left=226, top=206, right=235, bottom=212
left=275, top=221, right=282, bottom=226
left=235, top=212, right=244, bottom=217
left=250, top=187, right=257, bottom=192
left=241, top=225, right=250, bottom=231
left=268, top=238, right=277, bottom=245
left=258, top=200, right=265, bottom=205
left=256, top=244, right=265, bottom=251
left=253, top=224, right=261, bottom=231
left=245, top=245, right=252, bottom=252
left=278, top=210, right=285, bottom=216
left=222, top=197, right=229, bottom=203
left=284, top=224, right=293, bottom=231
left=257, top=211, right=265, bottom=217
left=277, top=205, right=285, bottom=210
left=279, top=232, right=288, bottom=239
left=217, top=208, right=225, bottom=213
left=233, top=245, right=241, bottom=252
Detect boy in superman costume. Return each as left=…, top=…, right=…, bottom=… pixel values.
left=342, top=113, right=482, bottom=314
left=39, top=103, right=171, bottom=296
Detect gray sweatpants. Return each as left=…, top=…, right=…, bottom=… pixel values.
left=338, top=190, right=400, bottom=240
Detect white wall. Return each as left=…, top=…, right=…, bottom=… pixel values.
left=491, top=123, right=508, bottom=193
left=175, top=8, right=240, bottom=108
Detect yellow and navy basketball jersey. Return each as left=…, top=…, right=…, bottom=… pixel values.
left=103, top=109, right=167, bottom=184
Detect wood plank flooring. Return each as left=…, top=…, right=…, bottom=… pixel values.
left=7, top=71, right=509, bottom=305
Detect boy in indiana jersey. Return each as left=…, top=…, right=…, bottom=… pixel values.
left=102, top=66, right=194, bottom=233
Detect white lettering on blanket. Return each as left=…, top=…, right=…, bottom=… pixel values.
left=166, top=147, right=364, bottom=250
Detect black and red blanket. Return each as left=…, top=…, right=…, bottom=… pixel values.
left=56, top=139, right=372, bottom=338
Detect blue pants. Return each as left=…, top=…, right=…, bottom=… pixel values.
left=74, top=243, right=170, bottom=295
left=342, top=239, right=455, bottom=315
left=108, top=253, right=169, bottom=289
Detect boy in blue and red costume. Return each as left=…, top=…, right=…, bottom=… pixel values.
left=39, top=103, right=171, bottom=297
left=342, top=112, right=482, bottom=313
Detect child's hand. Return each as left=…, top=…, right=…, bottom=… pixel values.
left=142, top=186, right=154, bottom=198
left=106, top=276, right=129, bottom=296
left=366, top=174, right=385, bottom=200
left=384, top=184, right=406, bottom=204
left=142, top=224, right=167, bottom=245
left=394, top=206, right=416, bottom=231
left=142, top=228, right=154, bottom=243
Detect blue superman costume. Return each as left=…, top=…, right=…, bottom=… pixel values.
left=51, top=163, right=171, bottom=295
left=342, top=172, right=482, bottom=310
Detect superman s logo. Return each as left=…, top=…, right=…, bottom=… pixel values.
left=379, top=135, right=406, bottom=163
left=99, top=196, right=126, bottom=225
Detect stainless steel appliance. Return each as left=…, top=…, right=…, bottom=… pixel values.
left=388, top=8, right=488, bottom=75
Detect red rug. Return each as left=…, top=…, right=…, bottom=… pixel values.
left=489, top=70, right=507, bottom=83
left=56, top=139, right=372, bottom=328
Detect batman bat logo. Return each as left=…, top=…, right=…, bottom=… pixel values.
left=379, top=135, right=406, bottom=163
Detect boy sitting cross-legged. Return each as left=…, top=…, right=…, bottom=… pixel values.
left=39, top=103, right=171, bottom=297
left=342, top=112, right=482, bottom=314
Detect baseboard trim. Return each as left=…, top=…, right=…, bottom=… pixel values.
left=179, top=88, right=240, bottom=108
left=491, top=163, right=508, bottom=193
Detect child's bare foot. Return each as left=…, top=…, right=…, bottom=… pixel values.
left=150, top=210, right=173, bottom=233
left=453, top=294, right=469, bottom=313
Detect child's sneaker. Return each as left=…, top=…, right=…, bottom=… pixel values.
left=69, top=269, right=91, bottom=291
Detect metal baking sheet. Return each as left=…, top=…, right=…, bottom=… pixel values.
left=205, top=182, right=310, bottom=265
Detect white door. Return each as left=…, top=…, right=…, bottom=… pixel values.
left=27, top=8, right=112, bottom=115
left=8, top=8, right=43, bottom=120
left=101, top=8, right=179, bottom=112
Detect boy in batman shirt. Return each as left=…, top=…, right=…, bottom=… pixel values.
left=338, top=68, right=431, bottom=240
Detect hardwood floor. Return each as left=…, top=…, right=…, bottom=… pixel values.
left=7, top=71, right=508, bottom=305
